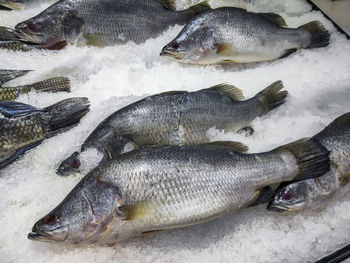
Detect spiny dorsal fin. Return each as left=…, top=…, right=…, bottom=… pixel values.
left=156, top=90, right=188, bottom=96
left=159, top=0, right=176, bottom=10
left=119, top=201, right=155, bottom=221
left=204, top=141, right=248, bottom=153
left=314, top=112, right=350, bottom=139
left=0, top=101, right=39, bottom=117
left=326, top=112, right=350, bottom=129
left=208, top=83, right=244, bottom=101
left=261, top=13, right=287, bottom=27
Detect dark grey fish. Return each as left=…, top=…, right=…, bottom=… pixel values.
left=160, top=7, right=330, bottom=64
left=28, top=139, right=330, bottom=244
left=57, top=81, right=288, bottom=176
left=13, top=0, right=210, bottom=47
left=0, top=98, right=90, bottom=169
left=268, top=112, right=350, bottom=213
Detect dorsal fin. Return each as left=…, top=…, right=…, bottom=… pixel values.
left=156, top=90, right=188, bottom=96
left=314, top=112, right=350, bottom=139
left=261, top=13, right=287, bottom=27
left=208, top=84, right=244, bottom=101
left=0, top=69, right=31, bottom=85
left=0, top=101, right=40, bottom=117
left=204, top=141, right=248, bottom=153
left=159, top=0, right=176, bottom=10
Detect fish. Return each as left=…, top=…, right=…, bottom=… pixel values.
left=268, top=112, right=350, bottom=213
left=0, top=26, right=67, bottom=51
left=160, top=7, right=330, bottom=65
left=0, top=97, right=90, bottom=169
left=13, top=0, right=211, bottom=47
left=0, top=0, right=57, bottom=10
left=0, top=69, right=70, bottom=100
left=28, top=138, right=330, bottom=244
left=56, top=80, right=288, bottom=176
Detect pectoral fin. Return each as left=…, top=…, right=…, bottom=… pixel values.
left=118, top=201, right=155, bottom=221
left=215, top=43, right=236, bottom=56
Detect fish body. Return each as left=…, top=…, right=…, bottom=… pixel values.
left=0, top=98, right=89, bottom=169
left=57, top=81, right=288, bottom=176
left=13, top=0, right=210, bottom=47
left=29, top=139, right=330, bottom=244
left=160, top=7, right=330, bottom=65
left=268, top=113, right=350, bottom=213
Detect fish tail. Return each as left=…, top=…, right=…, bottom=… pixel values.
left=298, top=21, right=330, bottom=49
left=187, top=1, right=211, bottom=17
left=43, top=97, right=90, bottom=137
left=256, top=80, right=288, bottom=115
left=277, top=138, right=330, bottom=181
left=18, top=77, right=71, bottom=94
left=56, top=151, right=81, bottom=176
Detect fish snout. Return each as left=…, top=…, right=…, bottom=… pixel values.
left=160, top=45, right=185, bottom=60
left=56, top=152, right=81, bottom=176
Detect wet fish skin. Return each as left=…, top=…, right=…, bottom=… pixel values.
left=160, top=7, right=330, bottom=65
left=0, top=98, right=90, bottom=169
left=13, top=0, right=210, bottom=47
left=268, top=112, right=350, bottom=213
left=56, top=81, right=288, bottom=176
left=29, top=139, right=330, bottom=244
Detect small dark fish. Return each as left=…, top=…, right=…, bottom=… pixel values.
left=57, top=81, right=288, bottom=176
left=0, top=97, right=90, bottom=169
left=13, top=0, right=211, bottom=47
left=160, top=7, right=330, bottom=64
left=0, top=69, right=70, bottom=100
left=29, top=138, right=330, bottom=244
left=268, top=112, right=350, bottom=213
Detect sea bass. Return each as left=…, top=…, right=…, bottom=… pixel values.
left=160, top=7, right=330, bottom=65
left=0, top=69, right=70, bottom=100
left=13, top=0, right=210, bottom=47
left=0, top=97, right=89, bottom=169
left=28, top=139, right=330, bottom=244
left=268, top=112, right=350, bottom=213
left=57, top=81, right=287, bottom=176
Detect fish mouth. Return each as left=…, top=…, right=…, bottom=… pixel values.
left=0, top=1, right=25, bottom=10
left=28, top=226, right=68, bottom=243
left=160, top=50, right=185, bottom=60
left=13, top=29, right=44, bottom=44
left=266, top=204, right=288, bottom=213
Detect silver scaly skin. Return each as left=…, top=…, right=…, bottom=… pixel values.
left=29, top=139, right=330, bottom=244
left=12, top=0, right=210, bottom=47
left=268, top=112, right=350, bottom=213
left=160, top=7, right=330, bottom=65
left=0, top=98, right=90, bottom=169
left=56, top=81, right=288, bottom=176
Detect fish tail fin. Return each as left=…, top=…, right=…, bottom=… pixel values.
left=20, top=77, right=71, bottom=93
left=187, top=1, right=211, bottom=16
left=277, top=138, right=330, bottom=181
left=56, top=151, right=81, bottom=176
left=43, top=97, right=90, bottom=137
left=256, top=80, right=288, bottom=115
left=0, top=69, right=31, bottom=85
left=298, top=21, right=330, bottom=49
left=314, top=112, right=350, bottom=140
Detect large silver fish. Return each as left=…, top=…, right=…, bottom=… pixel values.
left=57, top=81, right=288, bottom=176
left=12, top=0, right=210, bottom=47
left=268, top=112, right=350, bottom=213
left=28, top=139, right=330, bottom=244
left=160, top=7, right=330, bottom=65
left=0, top=98, right=90, bottom=169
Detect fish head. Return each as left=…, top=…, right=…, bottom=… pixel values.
left=160, top=26, right=220, bottom=64
left=56, top=152, right=81, bottom=176
left=28, top=175, right=122, bottom=244
left=14, top=4, right=83, bottom=45
left=267, top=182, right=309, bottom=213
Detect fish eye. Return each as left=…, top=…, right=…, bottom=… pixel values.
left=171, top=41, right=179, bottom=49
left=27, top=21, right=37, bottom=31
left=282, top=190, right=292, bottom=200
left=70, top=159, right=80, bottom=169
left=44, top=214, right=57, bottom=224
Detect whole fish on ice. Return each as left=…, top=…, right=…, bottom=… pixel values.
left=29, top=139, right=330, bottom=244
left=0, top=97, right=90, bottom=169
left=12, top=0, right=210, bottom=47
left=268, top=112, right=350, bottom=213
left=57, top=81, right=287, bottom=176
left=0, top=69, right=70, bottom=100
left=161, top=7, right=330, bottom=65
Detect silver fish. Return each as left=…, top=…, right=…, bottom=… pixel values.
left=13, top=0, right=210, bottom=47
left=0, top=98, right=90, bottom=169
left=160, top=7, right=330, bottom=65
left=56, top=81, right=287, bottom=176
left=268, top=112, right=350, bottom=213
left=28, top=139, right=330, bottom=244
